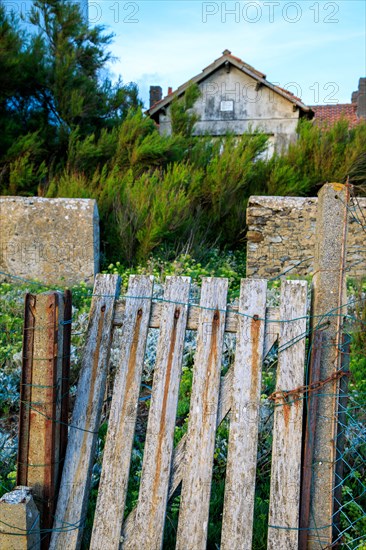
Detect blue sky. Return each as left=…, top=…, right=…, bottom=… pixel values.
left=6, top=0, right=366, bottom=108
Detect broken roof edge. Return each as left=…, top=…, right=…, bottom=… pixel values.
left=147, top=51, right=313, bottom=117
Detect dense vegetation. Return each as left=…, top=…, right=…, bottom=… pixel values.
left=0, top=0, right=140, bottom=194
left=1, top=1, right=366, bottom=266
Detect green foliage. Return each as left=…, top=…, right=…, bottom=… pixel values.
left=48, top=114, right=366, bottom=264
left=2, top=3, right=365, bottom=259
left=0, top=0, right=141, bottom=195
left=104, top=248, right=247, bottom=301
left=349, top=279, right=366, bottom=396
left=340, top=458, right=366, bottom=546
left=268, top=119, right=366, bottom=196
left=170, top=83, right=201, bottom=137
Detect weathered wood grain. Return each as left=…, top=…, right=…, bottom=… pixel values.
left=123, top=277, right=190, bottom=550
left=90, top=276, right=153, bottom=550
left=221, top=279, right=267, bottom=549
left=114, top=300, right=279, bottom=335
left=50, top=274, right=120, bottom=550
left=175, top=277, right=228, bottom=550
left=267, top=280, right=308, bottom=550
left=122, top=303, right=280, bottom=541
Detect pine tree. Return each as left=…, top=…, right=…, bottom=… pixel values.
left=0, top=0, right=141, bottom=193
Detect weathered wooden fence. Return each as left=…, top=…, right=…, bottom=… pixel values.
left=1, top=183, right=356, bottom=549
left=49, top=274, right=307, bottom=550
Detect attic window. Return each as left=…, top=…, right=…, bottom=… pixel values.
left=220, top=100, right=234, bottom=112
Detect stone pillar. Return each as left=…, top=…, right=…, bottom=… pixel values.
left=307, top=183, right=349, bottom=548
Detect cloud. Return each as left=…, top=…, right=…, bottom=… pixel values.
left=101, top=0, right=365, bottom=105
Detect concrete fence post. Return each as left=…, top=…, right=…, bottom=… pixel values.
left=300, top=183, right=350, bottom=548
left=0, top=486, right=40, bottom=549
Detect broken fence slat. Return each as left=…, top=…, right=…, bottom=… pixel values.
left=90, top=275, right=153, bottom=550
left=175, top=277, right=228, bottom=550
left=221, top=278, right=267, bottom=549
left=124, top=276, right=190, bottom=550
left=267, top=280, right=308, bottom=550
left=50, top=274, right=120, bottom=550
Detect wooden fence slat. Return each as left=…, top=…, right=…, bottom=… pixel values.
left=122, top=306, right=280, bottom=539
left=175, top=277, right=228, bottom=550
left=221, top=279, right=267, bottom=549
left=267, top=280, right=308, bottom=550
left=90, top=275, right=153, bottom=550
left=50, top=274, right=120, bottom=550
left=124, top=277, right=190, bottom=550
left=114, top=301, right=278, bottom=335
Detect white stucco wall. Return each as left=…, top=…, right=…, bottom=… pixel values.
left=158, top=66, right=301, bottom=153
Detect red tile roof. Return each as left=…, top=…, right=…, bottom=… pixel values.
left=224, top=52, right=266, bottom=79
left=311, top=103, right=359, bottom=126
left=276, top=85, right=302, bottom=103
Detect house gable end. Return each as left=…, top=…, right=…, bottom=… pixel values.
left=158, top=65, right=302, bottom=142
left=148, top=52, right=311, bottom=118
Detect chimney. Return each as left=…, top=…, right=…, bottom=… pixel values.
left=149, top=86, right=162, bottom=109
left=356, top=77, right=366, bottom=119
left=168, top=87, right=173, bottom=95
left=351, top=90, right=358, bottom=104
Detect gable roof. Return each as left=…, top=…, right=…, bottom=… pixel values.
left=311, top=103, right=359, bottom=126
left=147, top=50, right=313, bottom=117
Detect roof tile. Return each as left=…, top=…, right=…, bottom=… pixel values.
left=311, top=103, right=359, bottom=126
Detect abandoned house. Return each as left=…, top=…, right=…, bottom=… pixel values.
left=147, top=50, right=314, bottom=155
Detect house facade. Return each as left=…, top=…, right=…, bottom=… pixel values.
left=147, top=50, right=313, bottom=155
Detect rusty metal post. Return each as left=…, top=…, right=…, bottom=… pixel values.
left=305, top=183, right=350, bottom=548
left=17, top=291, right=71, bottom=548
left=60, top=290, right=72, bottom=478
